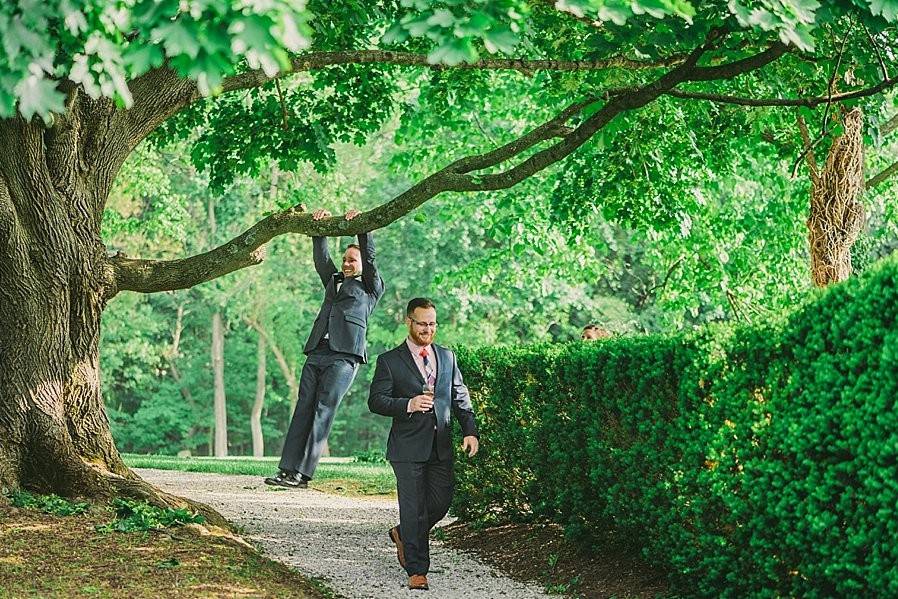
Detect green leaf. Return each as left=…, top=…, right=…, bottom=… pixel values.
left=598, top=3, right=634, bottom=26
left=232, top=14, right=277, bottom=52
left=427, top=9, right=456, bottom=28
left=779, top=23, right=816, bottom=51
left=123, top=44, right=164, bottom=75
left=483, top=28, right=519, bottom=54
left=16, top=75, right=65, bottom=123
left=382, top=21, right=409, bottom=44
left=785, top=0, right=821, bottom=23
left=427, top=38, right=478, bottom=66
left=554, top=0, right=593, bottom=18
left=869, top=0, right=898, bottom=21
left=154, top=20, right=201, bottom=59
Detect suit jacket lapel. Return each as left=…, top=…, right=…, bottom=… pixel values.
left=434, top=345, right=449, bottom=389
left=397, top=343, right=425, bottom=385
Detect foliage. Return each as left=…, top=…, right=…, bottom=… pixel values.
left=8, top=490, right=90, bottom=516
left=6, top=0, right=898, bottom=131
left=352, top=449, right=388, bottom=463
left=453, top=254, right=898, bottom=596
left=95, top=498, right=205, bottom=533
left=0, top=0, right=312, bottom=121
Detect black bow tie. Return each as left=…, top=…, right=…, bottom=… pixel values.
left=333, top=272, right=345, bottom=284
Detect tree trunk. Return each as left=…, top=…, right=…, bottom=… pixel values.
left=211, top=311, right=228, bottom=457
left=0, top=116, right=128, bottom=498
left=0, top=115, right=226, bottom=526
left=802, top=108, right=866, bottom=287
left=251, top=334, right=266, bottom=458
left=166, top=302, right=198, bottom=452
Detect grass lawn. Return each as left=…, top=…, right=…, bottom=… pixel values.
left=124, top=454, right=395, bottom=497
left=0, top=500, right=334, bottom=599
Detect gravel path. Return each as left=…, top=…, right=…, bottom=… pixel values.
left=138, top=468, right=550, bottom=599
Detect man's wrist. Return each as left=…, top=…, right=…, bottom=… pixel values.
left=406, top=399, right=413, bottom=413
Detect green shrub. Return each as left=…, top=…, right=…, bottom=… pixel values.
left=8, top=490, right=90, bottom=516
left=454, top=256, right=898, bottom=597
left=96, top=498, right=205, bottom=533
left=352, top=449, right=387, bottom=463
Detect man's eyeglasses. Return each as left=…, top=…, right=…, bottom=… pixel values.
left=409, top=318, right=438, bottom=329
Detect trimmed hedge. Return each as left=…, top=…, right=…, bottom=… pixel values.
left=454, top=256, right=898, bottom=597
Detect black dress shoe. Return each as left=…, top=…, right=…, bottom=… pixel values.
left=264, top=470, right=307, bottom=488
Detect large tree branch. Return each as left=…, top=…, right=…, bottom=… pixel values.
left=126, top=49, right=687, bottom=149
left=882, top=113, right=898, bottom=136
left=126, top=67, right=198, bottom=151
left=217, top=50, right=686, bottom=94
left=666, top=75, right=898, bottom=107
left=449, top=34, right=794, bottom=192
left=866, top=160, right=898, bottom=189
left=109, top=34, right=789, bottom=296
left=683, top=43, right=788, bottom=81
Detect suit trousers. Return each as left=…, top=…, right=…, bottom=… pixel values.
left=278, top=346, right=358, bottom=478
left=390, top=435, right=455, bottom=576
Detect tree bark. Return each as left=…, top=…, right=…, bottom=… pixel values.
left=0, top=114, right=226, bottom=526
left=251, top=334, right=266, bottom=458
left=211, top=311, right=228, bottom=457
left=799, top=109, right=866, bottom=286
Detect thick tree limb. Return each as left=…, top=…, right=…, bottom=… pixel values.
left=126, top=67, right=196, bottom=151
left=126, top=49, right=687, bottom=148
left=684, top=43, right=788, bottom=81
left=882, top=113, right=898, bottom=136
left=666, top=75, right=898, bottom=107
left=110, top=35, right=789, bottom=296
left=217, top=50, right=685, bottom=94
left=449, top=35, right=790, bottom=192
left=866, top=160, right=898, bottom=189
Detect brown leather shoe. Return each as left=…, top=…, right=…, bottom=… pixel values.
left=408, top=574, right=429, bottom=590
left=388, top=526, right=407, bottom=568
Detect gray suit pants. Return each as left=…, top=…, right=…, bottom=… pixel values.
left=279, top=346, right=358, bottom=478
left=391, top=435, right=455, bottom=576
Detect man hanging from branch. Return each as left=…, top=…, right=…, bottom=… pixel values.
left=264, top=207, right=385, bottom=489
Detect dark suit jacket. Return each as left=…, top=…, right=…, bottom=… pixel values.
left=368, top=342, right=478, bottom=462
left=303, top=232, right=384, bottom=363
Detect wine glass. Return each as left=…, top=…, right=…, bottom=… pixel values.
left=422, top=383, right=434, bottom=412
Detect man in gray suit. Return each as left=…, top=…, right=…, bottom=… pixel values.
left=265, top=208, right=384, bottom=489
left=368, top=297, right=479, bottom=591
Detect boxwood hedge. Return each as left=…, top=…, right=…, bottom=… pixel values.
left=453, top=257, right=898, bottom=597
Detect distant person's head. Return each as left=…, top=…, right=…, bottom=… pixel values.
left=406, top=298, right=437, bottom=346
left=581, top=324, right=612, bottom=341
left=342, top=243, right=362, bottom=277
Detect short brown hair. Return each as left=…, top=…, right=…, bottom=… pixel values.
left=406, top=297, right=436, bottom=317
left=345, top=243, right=360, bottom=252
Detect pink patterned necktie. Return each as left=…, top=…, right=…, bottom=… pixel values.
left=419, top=348, right=436, bottom=386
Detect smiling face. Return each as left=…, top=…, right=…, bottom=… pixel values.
left=406, top=306, right=437, bottom=346
left=581, top=325, right=611, bottom=340
left=341, top=246, right=362, bottom=277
